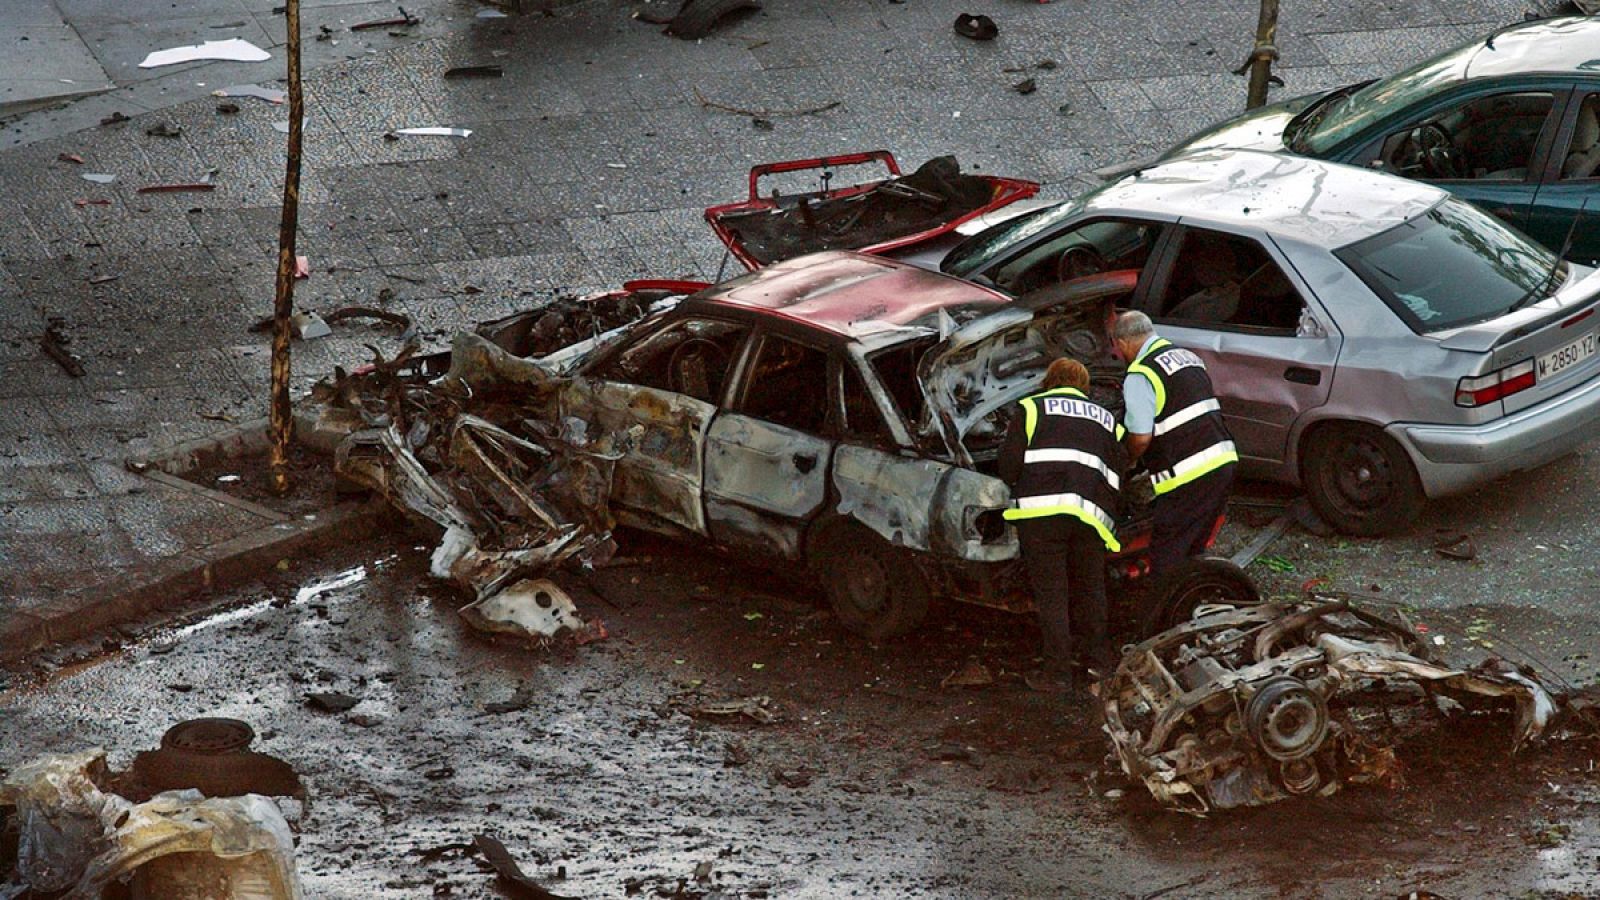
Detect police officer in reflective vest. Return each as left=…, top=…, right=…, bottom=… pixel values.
left=998, top=358, right=1123, bottom=680
left=1111, top=311, right=1238, bottom=576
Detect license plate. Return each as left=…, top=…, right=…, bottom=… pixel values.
left=1537, top=330, right=1598, bottom=380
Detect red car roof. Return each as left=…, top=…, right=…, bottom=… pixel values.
left=697, top=251, right=1010, bottom=338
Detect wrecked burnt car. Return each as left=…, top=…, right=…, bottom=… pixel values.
left=412, top=251, right=1256, bottom=639
left=1102, top=599, right=1562, bottom=814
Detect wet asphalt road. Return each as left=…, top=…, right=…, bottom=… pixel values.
left=5, top=511, right=1600, bottom=898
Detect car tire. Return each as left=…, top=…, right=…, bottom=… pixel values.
left=1147, top=557, right=1262, bottom=634
left=1302, top=423, right=1423, bottom=537
left=809, top=521, right=931, bottom=640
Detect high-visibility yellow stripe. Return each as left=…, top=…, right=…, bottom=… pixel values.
left=1151, top=441, right=1238, bottom=495
left=1020, top=448, right=1121, bottom=491
left=1128, top=338, right=1173, bottom=415
left=1153, top=398, right=1221, bottom=436
left=1002, top=492, right=1121, bottom=552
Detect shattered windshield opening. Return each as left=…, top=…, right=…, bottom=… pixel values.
left=941, top=201, right=1080, bottom=278
left=1290, top=46, right=1472, bottom=154
left=1336, top=198, right=1563, bottom=333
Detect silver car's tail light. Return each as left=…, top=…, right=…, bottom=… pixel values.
left=1455, top=359, right=1535, bottom=407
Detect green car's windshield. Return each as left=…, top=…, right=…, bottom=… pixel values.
left=1337, top=198, right=1566, bottom=333
left=941, top=201, right=1081, bottom=278
left=1290, top=43, right=1475, bottom=154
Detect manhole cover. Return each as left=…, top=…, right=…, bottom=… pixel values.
left=160, top=717, right=255, bottom=754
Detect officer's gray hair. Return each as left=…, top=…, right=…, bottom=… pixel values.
left=1112, top=310, right=1154, bottom=342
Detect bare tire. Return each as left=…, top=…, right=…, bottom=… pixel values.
left=1148, top=557, right=1261, bottom=634
left=1302, top=423, right=1423, bottom=537
left=809, top=522, right=931, bottom=640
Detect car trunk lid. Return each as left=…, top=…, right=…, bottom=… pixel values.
left=1454, top=265, right=1600, bottom=415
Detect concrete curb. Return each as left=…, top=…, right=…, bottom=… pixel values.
left=0, top=497, right=395, bottom=664
left=4, top=409, right=384, bottom=666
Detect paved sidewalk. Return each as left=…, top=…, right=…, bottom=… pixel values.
left=0, top=0, right=1531, bottom=645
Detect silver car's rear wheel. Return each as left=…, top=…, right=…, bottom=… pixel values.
left=1303, top=424, right=1423, bottom=537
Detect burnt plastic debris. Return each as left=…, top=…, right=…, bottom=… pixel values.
left=953, top=13, right=998, bottom=41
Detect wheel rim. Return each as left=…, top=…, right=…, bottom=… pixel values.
left=1166, top=575, right=1259, bottom=625
left=1326, top=438, right=1394, bottom=516
left=839, top=546, right=890, bottom=616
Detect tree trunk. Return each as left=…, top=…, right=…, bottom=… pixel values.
left=1245, top=0, right=1280, bottom=110
left=268, top=0, right=304, bottom=494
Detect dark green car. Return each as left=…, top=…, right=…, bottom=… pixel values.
left=1157, top=16, right=1600, bottom=262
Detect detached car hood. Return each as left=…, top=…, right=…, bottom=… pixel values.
left=915, top=271, right=1136, bottom=463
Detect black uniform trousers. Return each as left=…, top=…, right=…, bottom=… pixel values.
left=1150, top=463, right=1235, bottom=576
left=1016, top=514, right=1110, bottom=672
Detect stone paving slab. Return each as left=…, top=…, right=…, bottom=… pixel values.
left=0, top=0, right=1535, bottom=647
left=0, top=0, right=114, bottom=117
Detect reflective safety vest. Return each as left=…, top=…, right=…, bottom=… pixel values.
left=1125, top=337, right=1238, bottom=496
left=1002, top=386, right=1124, bottom=552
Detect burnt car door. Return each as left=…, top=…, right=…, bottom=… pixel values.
left=571, top=315, right=752, bottom=537
left=703, top=330, right=836, bottom=558
left=1137, top=224, right=1340, bottom=469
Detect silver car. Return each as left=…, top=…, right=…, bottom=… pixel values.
left=941, top=148, right=1600, bottom=535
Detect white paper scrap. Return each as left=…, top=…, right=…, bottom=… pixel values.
left=81, top=173, right=115, bottom=184
left=394, top=127, right=472, bottom=137
left=140, top=38, right=271, bottom=69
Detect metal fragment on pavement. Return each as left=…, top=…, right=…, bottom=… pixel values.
left=475, top=7, right=508, bottom=17
left=81, top=172, right=115, bottom=184
left=139, top=38, right=272, bottom=69
left=213, top=84, right=288, bottom=104
left=393, top=126, right=472, bottom=137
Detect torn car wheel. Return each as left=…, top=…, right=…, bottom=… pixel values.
left=1147, top=556, right=1261, bottom=633
left=811, top=521, right=931, bottom=640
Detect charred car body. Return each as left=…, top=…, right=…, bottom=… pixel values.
left=323, top=251, right=1255, bottom=640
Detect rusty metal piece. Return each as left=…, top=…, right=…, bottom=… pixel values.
left=1102, top=601, right=1561, bottom=814
left=136, top=182, right=217, bottom=193
left=350, top=6, right=419, bottom=29
left=472, top=834, right=575, bottom=900
left=40, top=319, right=86, bottom=377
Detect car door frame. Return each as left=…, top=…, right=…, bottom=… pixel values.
left=1340, top=79, right=1575, bottom=228
left=959, top=211, right=1180, bottom=303
left=1133, top=221, right=1343, bottom=470
left=570, top=309, right=756, bottom=539
left=1526, top=84, right=1600, bottom=262
left=701, top=322, right=841, bottom=560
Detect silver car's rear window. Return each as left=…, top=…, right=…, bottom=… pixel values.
left=1335, top=198, right=1564, bottom=333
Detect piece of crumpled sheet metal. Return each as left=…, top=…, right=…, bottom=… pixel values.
left=336, top=406, right=621, bottom=640
left=0, top=750, right=300, bottom=899
left=1102, top=601, right=1567, bottom=815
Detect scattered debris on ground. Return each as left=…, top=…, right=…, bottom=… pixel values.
left=953, top=13, right=998, bottom=41
left=686, top=695, right=783, bottom=725
left=1102, top=598, right=1569, bottom=814
left=635, top=0, right=761, bottom=40
left=139, top=38, right=272, bottom=69
left=145, top=121, right=182, bottom=138
left=351, top=8, right=421, bottom=31
left=213, top=84, right=288, bottom=104
left=40, top=318, right=86, bottom=377
left=392, top=126, right=473, bottom=138
left=473, top=833, right=575, bottom=900
left=444, top=64, right=504, bottom=78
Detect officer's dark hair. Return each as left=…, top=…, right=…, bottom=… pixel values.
left=1042, top=357, right=1089, bottom=391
